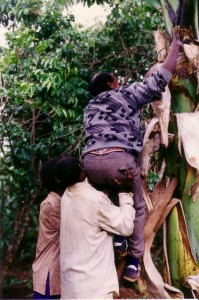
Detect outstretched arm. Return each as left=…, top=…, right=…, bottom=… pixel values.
left=123, top=35, right=183, bottom=106
left=161, top=34, right=183, bottom=73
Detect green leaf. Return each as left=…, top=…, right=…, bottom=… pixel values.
left=144, top=0, right=161, bottom=10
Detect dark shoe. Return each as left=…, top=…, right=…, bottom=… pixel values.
left=123, top=264, right=140, bottom=282
left=114, top=239, right=128, bottom=257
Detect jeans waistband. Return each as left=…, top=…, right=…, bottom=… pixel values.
left=89, top=147, right=125, bottom=156
left=86, top=148, right=139, bottom=157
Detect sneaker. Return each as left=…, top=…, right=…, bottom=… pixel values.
left=114, top=239, right=128, bottom=257
left=123, top=264, right=140, bottom=282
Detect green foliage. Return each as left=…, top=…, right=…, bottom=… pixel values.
left=148, top=170, right=159, bottom=191
left=0, top=0, right=163, bottom=280
left=0, top=0, right=18, bottom=26
left=0, top=0, right=90, bottom=271
left=144, top=0, right=161, bottom=10
left=83, top=0, right=115, bottom=6
left=86, top=0, right=164, bottom=82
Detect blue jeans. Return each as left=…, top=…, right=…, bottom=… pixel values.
left=83, top=151, right=146, bottom=258
left=34, top=272, right=60, bottom=299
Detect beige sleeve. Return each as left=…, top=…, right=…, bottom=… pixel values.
left=96, top=193, right=135, bottom=237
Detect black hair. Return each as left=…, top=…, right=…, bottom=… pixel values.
left=88, top=72, right=114, bottom=96
left=54, top=156, right=81, bottom=188
left=40, top=157, right=60, bottom=191
left=40, top=156, right=81, bottom=192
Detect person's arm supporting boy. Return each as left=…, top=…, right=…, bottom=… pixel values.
left=96, top=193, right=135, bottom=237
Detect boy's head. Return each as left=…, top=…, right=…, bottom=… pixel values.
left=40, top=156, right=83, bottom=194
left=54, top=156, right=83, bottom=188
left=88, top=72, right=120, bottom=97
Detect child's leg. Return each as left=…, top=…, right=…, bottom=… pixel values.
left=114, top=234, right=128, bottom=257
left=124, top=158, right=145, bottom=281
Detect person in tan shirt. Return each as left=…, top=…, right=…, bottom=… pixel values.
left=32, top=155, right=81, bottom=299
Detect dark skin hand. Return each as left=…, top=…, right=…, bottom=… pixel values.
left=100, top=169, right=135, bottom=205
left=113, top=168, right=136, bottom=193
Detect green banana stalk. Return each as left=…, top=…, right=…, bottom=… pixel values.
left=141, top=0, right=199, bottom=295
left=166, top=202, right=199, bottom=289
left=182, top=167, right=199, bottom=265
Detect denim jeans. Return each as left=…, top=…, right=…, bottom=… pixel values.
left=83, top=151, right=146, bottom=258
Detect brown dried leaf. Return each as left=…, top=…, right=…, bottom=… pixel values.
left=141, top=118, right=159, bottom=177
left=153, top=29, right=168, bottom=62
left=151, top=86, right=171, bottom=147
left=183, top=44, right=199, bottom=63
left=144, top=195, right=184, bottom=299
left=144, top=178, right=178, bottom=241
left=184, top=273, right=199, bottom=298
left=142, top=177, right=153, bottom=212
left=176, top=112, right=199, bottom=170
left=183, top=44, right=199, bottom=94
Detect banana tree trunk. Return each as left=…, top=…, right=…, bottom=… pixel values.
left=142, top=0, right=199, bottom=297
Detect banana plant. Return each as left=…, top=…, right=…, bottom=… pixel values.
left=141, top=0, right=199, bottom=297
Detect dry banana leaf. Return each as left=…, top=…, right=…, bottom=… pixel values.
left=151, top=86, right=171, bottom=147
left=183, top=44, right=199, bottom=94
left=153, top=29, right=168, bottom=62
left=184, top=273, right=199, bottom=298
left=143, top=178, right=184, bottom=298
left=142, top=177, right=153, bottom=211
left=141, top=118, right=160, bottom=211
left=141, top=117, right=159, bottom=177
left=146, top=30, right=171, bottom=148
left=144, top=178, right=178, bottom=241
left=175, top=112, right=199, bottom=170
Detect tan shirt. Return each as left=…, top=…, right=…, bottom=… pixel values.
left=32, top=192, right=61, bottom=295
left=60, top=179, right=135, bottom=299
